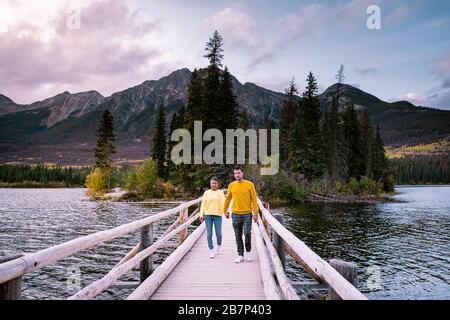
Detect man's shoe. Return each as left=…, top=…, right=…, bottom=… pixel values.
left=245, top=251, right=252, bottom=262
left=234, top=255, right=244, bottom=263
left=209, top=249, right=215, bottom=258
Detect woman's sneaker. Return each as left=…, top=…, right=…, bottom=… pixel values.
left=209, top=249, right=215, bottom=258
left=234, top=255, right=244, bottom=263
left=215, top=245, right=221, bottom=255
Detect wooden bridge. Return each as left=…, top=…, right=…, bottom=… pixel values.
left=0, top=194, right=367, bottom=300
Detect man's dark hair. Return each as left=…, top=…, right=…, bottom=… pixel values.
left=234, top=166, right=244, bottom=172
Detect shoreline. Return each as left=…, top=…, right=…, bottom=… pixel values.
left=306, top=192, right=394, bottom=204
left=96, top=188, right=396, bottom=205
left=4, top=185, right=448, bottom=205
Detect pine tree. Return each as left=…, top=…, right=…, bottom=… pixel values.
left=360, top=109, right=373, bottom=177
left=303, top=72, right=325, bottom=178
left=372, top=125, right=388, bottom=181
left=219, top=66, right=239, bottom=131
left=170, top=112, right=178, bottom=133
left=152, top=103, right=168, bottom=179
left=167, top=107, right=182, bottom=177
left=323, top=65, right=348, bottom=182
left=238, top=108, right=251, bottom=130
left=94, top=110, right=116, bottom=169
left=203, top=30, right=224, bottom=130
left=280, top=77, right=298, bottom=165
left=324, top=96, right=346, bottom=181
left=335, top=64, right=345, bottom=102
left=215, top=66, right=240, bottom=182
left=343, top=102, right=365, bottom=178
left=289, top=72, right=325, bottom=179
left=185, top=69, right=204, bottom=133
left=178, top=69, right=204, bottom=193
left=177, top=104, right=186, bottom=128
left=204, top=30, right=224, bottom=69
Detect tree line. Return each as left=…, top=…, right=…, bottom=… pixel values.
left=148, top=30, right=246, bottom=194
left=280, top=64, right=392, bottom=193
left=0, top=164, right=90, bottom=187
left=390, top=154, right=450, bottom=184
left=87, top=31, right=395, bottom=199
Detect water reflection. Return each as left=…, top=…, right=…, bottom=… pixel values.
left=0, top=187, right=448, bottom=299
left=271, top=186, right=450, bottom=299
left=0, top=188, right=179, bottom=300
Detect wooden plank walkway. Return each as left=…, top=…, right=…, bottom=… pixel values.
left=151, top=217, right=266, bottom=300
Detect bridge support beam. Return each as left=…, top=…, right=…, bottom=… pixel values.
left=0, top=251, right=23, bottom=300
left=178, top=208, right=189, bottom=244
left=272, top=213, right=286, bottom=270
left=328, top=259, right=358, bottom=300
left=140, top=224, right=154, bottom=283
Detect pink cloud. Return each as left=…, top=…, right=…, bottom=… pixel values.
left=383, top=1, right=422, bottom=27
left=389, top=92, right=427, bottom=105
left=281, top=3, right=327, bottom=39
left=0, top=0, right=174, bottom=104
left=279, top=0, right=419, bottom=39
left=206, top=7, right=276, bottom=69
left=435, top=52, right=450, bottom=75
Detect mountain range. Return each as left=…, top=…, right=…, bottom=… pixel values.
left=1, top=68, right=449, bottom=165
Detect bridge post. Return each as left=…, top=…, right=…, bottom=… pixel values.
left=262, top=202, right=272, bottom=237
left=0, top=251, right=23, bottom=300
left=328, top=259, right=358, bottom=300
left=140, top=224, right=153, bottom=283
left=272, top=213, right=286, bottom=270
left=178, top=208, right=189, bottom=244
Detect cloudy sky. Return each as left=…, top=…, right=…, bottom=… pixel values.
left=1, top=0, right=449, bottom=110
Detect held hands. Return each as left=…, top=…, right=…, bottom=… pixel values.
left=224, top=212, right=230, bottom=219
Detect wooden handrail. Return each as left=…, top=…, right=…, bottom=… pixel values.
left=0, top=197, right=202, bottom=284
left=252, top=223, right=282, bottom=299
left=68, top=211, right=202, bottom=300
left=255, top=218, right=300, bottom=300
left=256, top=198, right=367, bottom=300
left=0, top=191, right=368, bottom=301
left=127, top=222, right=206, bottom=300
left=113, top=208, right=199, bottom=269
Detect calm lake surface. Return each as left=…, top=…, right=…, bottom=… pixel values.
left=0, top=186, right=449, bottom=300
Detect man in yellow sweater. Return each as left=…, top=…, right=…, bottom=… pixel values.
left=224, top=166, right=259, bottom=263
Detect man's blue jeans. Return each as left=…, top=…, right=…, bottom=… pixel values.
left=204, top=215, right=222, bottom=250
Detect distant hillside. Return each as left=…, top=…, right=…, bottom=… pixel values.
left=1, top=68, right=449, bottom=165
left=321, top=84, right=450, bottom=146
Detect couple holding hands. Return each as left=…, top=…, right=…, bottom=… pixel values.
left=199, top=166, right=259, bottom=263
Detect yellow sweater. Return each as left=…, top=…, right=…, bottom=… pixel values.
left=224, top=179, right=259, bottom=217
left=199, top=189, right=225, bottom=217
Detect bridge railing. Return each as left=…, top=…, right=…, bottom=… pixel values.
left=0, top=196, right=204, bottom=300
left=253, top=210, right=300, bottom=300
left=256, top=198, right=367, bottom=300
left=1, top=192, right=368, bottom=301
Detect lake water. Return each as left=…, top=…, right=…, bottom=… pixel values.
left=273, top=186, right=450, bottom=300
left=0, top=186, right=449, bottom=300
